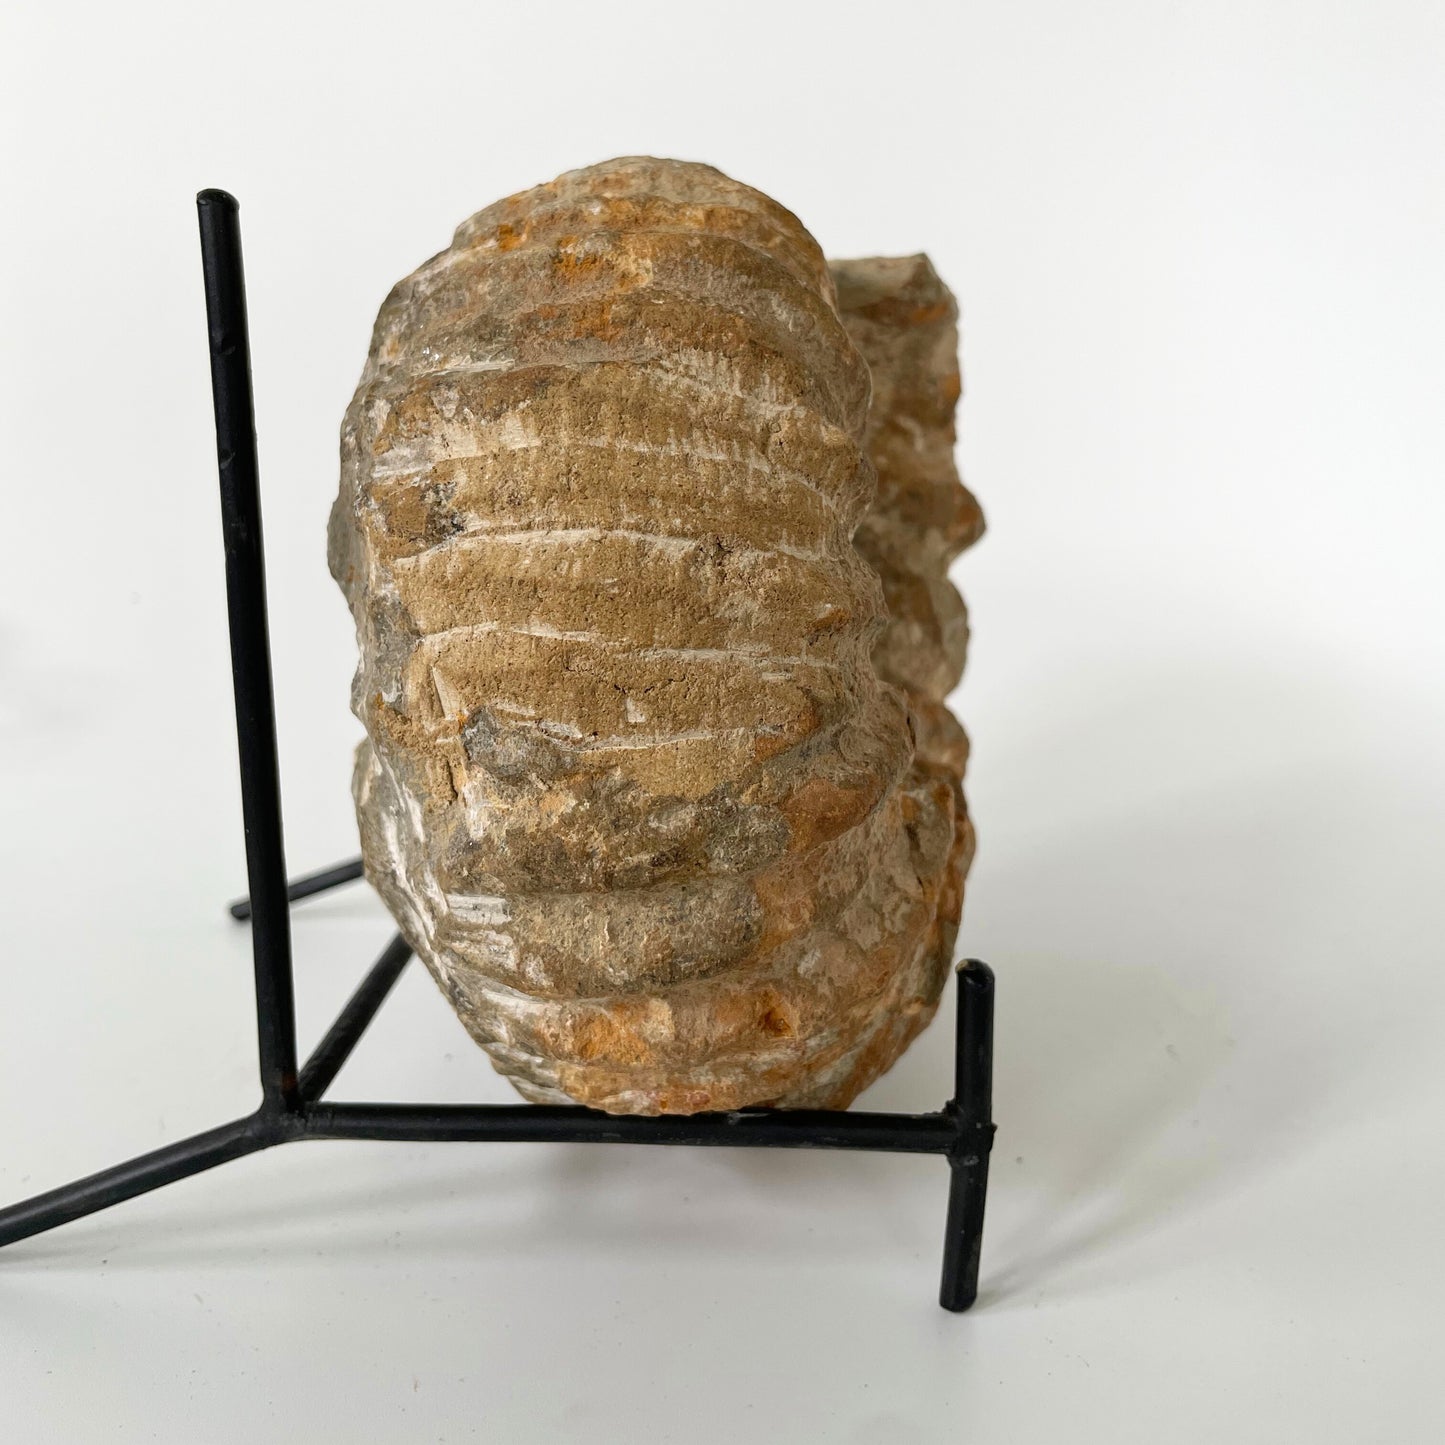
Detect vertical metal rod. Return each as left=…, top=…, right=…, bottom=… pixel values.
left=953, top=959, right=994, bottom=1121
left=197, top=189, right=299, bottom=1116
left=940, top=960, right=995, bottom=1311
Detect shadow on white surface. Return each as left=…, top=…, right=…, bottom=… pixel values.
left=920, top=656, right=1423, bottom=1309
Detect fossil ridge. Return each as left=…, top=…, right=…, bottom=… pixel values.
left=329, top=157, right=981, bottom=1113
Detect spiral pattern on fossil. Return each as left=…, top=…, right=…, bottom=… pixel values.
left=329, top=157, right=972, bottom=1114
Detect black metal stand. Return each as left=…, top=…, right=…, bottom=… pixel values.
left=0, top=190, right=997, bottom=1311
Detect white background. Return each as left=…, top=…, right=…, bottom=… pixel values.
left=3, top=2, right=1443, bottom=1440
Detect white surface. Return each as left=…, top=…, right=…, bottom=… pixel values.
left=3, top=2, right=1444, bottom=1440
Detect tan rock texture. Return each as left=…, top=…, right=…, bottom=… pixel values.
left=830, top=254, right=985, bottom=970
left=329, top=157, right=979, bottom=1114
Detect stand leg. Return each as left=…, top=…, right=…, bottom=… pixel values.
left=298, top=934, right=413, bottom=1102
left=228, top=857, right=365, bottom=921
left=0, top=1115, right=278, bottom=1249
left=939, top=960, right=995, bottom=1311
left=198, top=190, right=299, bottom=1115
left=940, top=1142, right=992, bottom=1311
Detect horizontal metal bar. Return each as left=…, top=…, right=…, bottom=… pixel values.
left=302, top=1101, right=958, bottom=1153
left=299, top=934, right=414, bottom=1102
left=228, top=856, right=365, bottom=921
left=0, top=1112, right=279, bottom=1249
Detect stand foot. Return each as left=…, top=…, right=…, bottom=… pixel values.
left=0, top=1113, right=280, bottom=1249
left=939, top=1135, right=992, bottom=1311
left=939, top=959, right=996, bottom=1311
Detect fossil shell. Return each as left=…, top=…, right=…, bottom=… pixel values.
left=831, top=253, right=984, bottom=959
left=328, top=157, right=980, bottom=1114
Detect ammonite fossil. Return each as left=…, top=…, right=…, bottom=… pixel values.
left=328, top=157, right=982, bottom=1114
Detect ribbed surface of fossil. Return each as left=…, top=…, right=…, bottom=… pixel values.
left=831, top=254, right=985, bottom=959
left=329, top=157, right=978, bottom=1113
